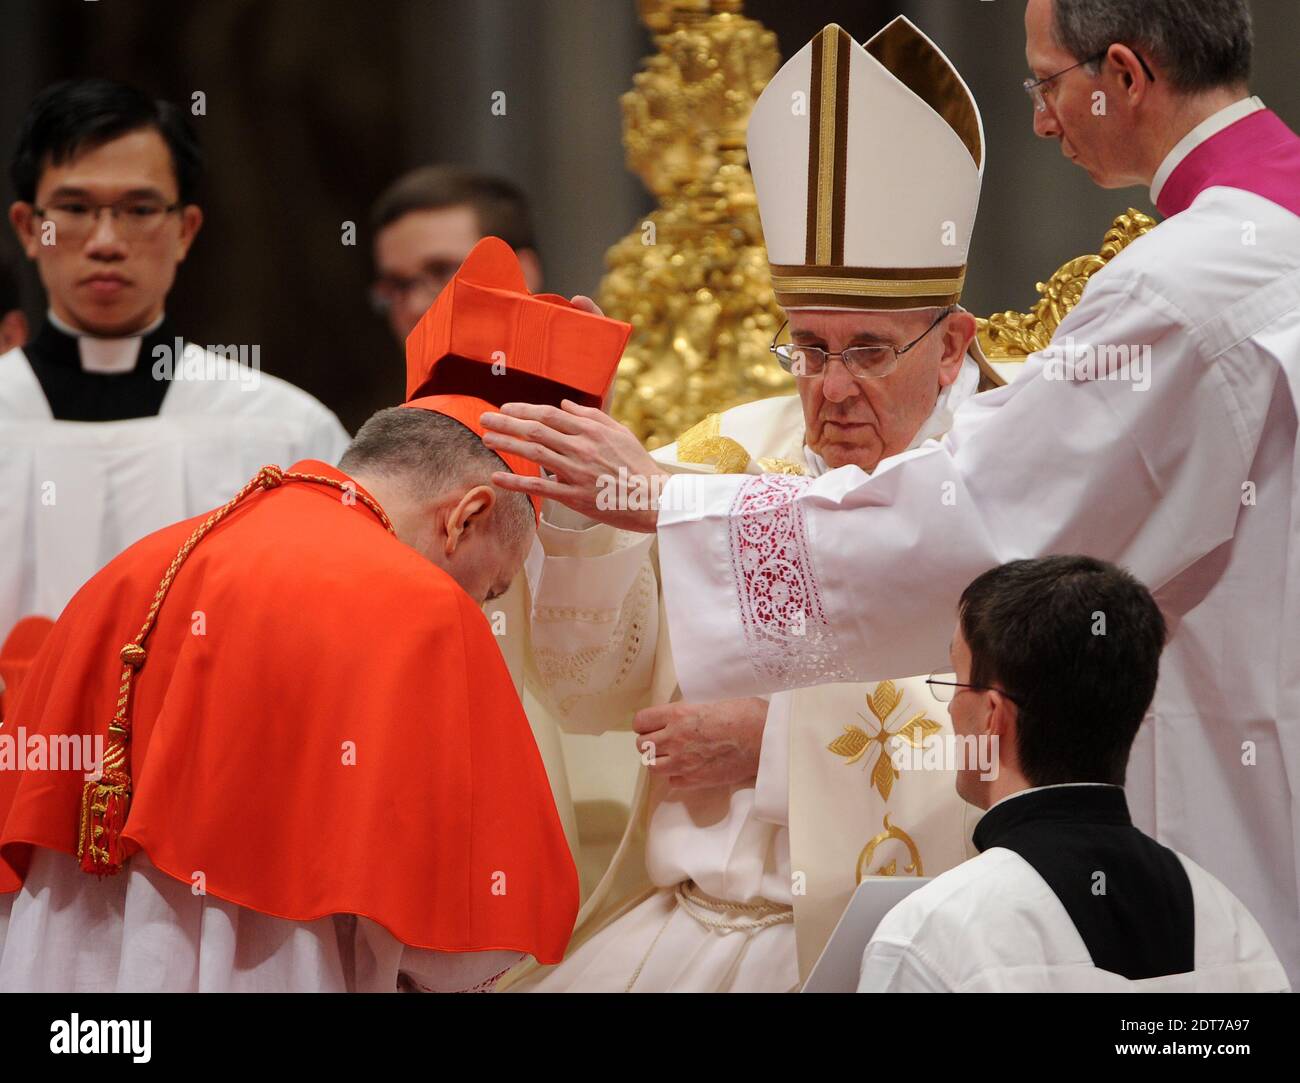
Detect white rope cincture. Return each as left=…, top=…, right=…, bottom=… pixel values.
left=674, top=881, right=794, bottom=934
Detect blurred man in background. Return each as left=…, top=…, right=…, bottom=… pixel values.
left=0, top=78, right=349, bottom=654
left=370, top=165, right=542, bottom=343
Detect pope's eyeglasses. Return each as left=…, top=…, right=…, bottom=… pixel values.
left=770, top=307, right=953, bottom=379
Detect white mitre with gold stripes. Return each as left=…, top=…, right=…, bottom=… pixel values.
left=748, top=16, right=984, bottom=312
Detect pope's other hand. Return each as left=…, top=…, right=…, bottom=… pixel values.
left=631, top=697, right=769, bottom=790
left=482, top=400, right=668, bottom=532
left=567, top=294, right=603, bottom=318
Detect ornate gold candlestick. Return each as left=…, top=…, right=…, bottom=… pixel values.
left=602, top=0, right=790, bottom=449
left=976, top=209, right=1157, bottom=360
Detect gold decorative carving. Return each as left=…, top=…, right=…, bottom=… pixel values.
left=976, top=208, right=1157, bottom=360
left=600, top=0, right=789, bottom=449
left=857, top=813, right=925, bottom=880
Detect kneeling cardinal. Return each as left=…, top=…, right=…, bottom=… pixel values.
left=0, top=237, right=628, bottom=992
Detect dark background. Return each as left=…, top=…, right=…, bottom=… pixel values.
left=2, top=0, right=1296, bottom=433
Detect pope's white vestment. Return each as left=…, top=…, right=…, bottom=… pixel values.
left=505, top=354, right=998, bottom=992
left=654, top=184, right=1300, bottom=986
left=0, top=340, right=350, bottom=643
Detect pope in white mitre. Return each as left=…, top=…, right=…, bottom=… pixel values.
left=487, top=17, right=1011, bottom=992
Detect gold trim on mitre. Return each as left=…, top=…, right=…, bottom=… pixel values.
left=805, top=24, right=852, bottom=267
left=771, top=262, right=966, bottom=310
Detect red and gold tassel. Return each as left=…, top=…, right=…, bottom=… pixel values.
left=77, top=644, right=145, bottom=875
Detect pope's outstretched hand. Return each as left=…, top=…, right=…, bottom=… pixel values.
left=482, top=401, right=669, bottom=532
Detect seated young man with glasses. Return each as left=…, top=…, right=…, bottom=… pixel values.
left=858, top=555, right=1288, bottom=993
left=0, top=78, right=348, bottom=658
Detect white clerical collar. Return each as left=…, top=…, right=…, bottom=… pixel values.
left=1149, top=95, right=1264, bottom=206
left=47, top=309, right=166, bottom=374
left=985, top=781, right=1120, bottom=816
left=801, top=352, right=982, bottom=478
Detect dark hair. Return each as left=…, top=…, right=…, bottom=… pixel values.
left=0, top=258, right=20, bottom=315
left=959, top=555, right=1167, bottom=787
left=339, top=406, right=533, bottom=546
left=1052, top=0, right=1252, bottom=92
left=369, top=165, right=537, bottom=253
left=10, top=79, right=203, bottom=203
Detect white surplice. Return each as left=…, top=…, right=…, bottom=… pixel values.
left=655, top=184, right=1300, bottom=986
left=859, top=847, right=1288, bottom=993
left=0, top=342, right=350, bottom=642
left=0, top=848, right=520, bottom=993
left=512, top=356, right=992, bottom=992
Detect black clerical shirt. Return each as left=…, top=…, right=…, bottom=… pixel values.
left=21, top=317, right=180, bottom=421
left=973, top=784, right=1195, bottom=979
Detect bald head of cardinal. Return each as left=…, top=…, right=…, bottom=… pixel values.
left=338, top=406, right=534, bottom=606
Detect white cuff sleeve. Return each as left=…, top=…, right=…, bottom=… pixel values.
left=528, top=513, right=654, bottom=621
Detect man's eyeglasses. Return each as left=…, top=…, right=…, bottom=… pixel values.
left=369, top=260, right=462, bottom=314
left=32, top=199, right=182, bottom=243
left=1023, top=47, right=1155, bottom=112
left=925, top=673, right=1023, bottom=707
left=770, top=307, right=953, bottom=379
